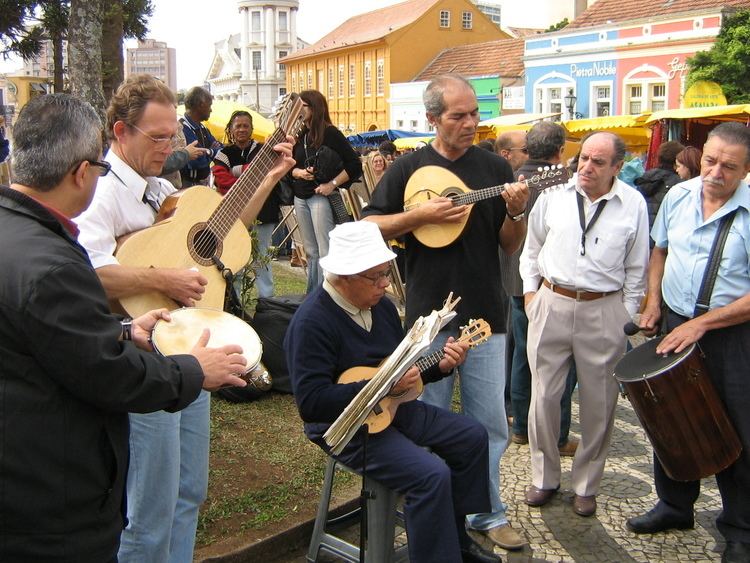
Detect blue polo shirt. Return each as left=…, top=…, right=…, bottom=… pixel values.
left=652, top=176, right=750, bottom=318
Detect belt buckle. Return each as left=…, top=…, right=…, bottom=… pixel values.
left=575, top=290, right=586, bottom=301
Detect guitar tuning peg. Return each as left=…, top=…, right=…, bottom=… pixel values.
left=543, top=165, right=550, bottom=171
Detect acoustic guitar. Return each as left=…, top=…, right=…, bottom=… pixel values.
left=403, top=164, right=570, bottom=248
left=337, top=319, right=491, bottom=433
left=114, top=94, right=305, bottom=317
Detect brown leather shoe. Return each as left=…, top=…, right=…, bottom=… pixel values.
left=511, top=433, right=528, bottom=445
left=558, top=436, right=579, bottom=457
left=482, top=523, right=527, bottom=550
left=573, top=494, right=597, bottom=517
left=525, top=485, right=558, bottom=507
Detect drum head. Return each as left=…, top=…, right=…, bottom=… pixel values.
left=614, top=336, right=695, bottom=382
left=152, top=308, right=262, bottom=371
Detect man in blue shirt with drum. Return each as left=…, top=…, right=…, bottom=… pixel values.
left=626, top=122, right=750, bottom=563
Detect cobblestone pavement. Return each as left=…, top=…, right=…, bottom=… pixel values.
left=500, top=391, right=723, bottom=562
left=277, top=391, right=725, bottom=563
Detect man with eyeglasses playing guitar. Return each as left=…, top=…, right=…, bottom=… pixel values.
left=75, top=74, right=295, bottom=563
left=285, top=220, right=502, bottom=563
left=362, top=74, right=530, bottom=553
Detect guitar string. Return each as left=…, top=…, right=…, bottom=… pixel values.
left=192, top=111, right=303, bottom=259
left=451, top=165, right=568, bottom=206
left=192, top=96, right=300, bottom=255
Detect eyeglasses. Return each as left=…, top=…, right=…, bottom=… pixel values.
left=509, top=147, right=528, bottom=154
left=355, top=267, right=393, bottom=285
left=129, top=123, right=174, bottom=147
left=86, top=159, right=112, bottom=177
left=73, top=159, right=111, bottom=177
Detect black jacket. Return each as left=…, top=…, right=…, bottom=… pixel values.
left=0, top=186, right=204, bottom=562
left=635, top=167, right=681, bottom=232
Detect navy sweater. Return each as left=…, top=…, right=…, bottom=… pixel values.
left=284, top=287, right=445, bottom=440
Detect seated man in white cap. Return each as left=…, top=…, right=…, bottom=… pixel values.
left=284, top=221, right=500, bottom=563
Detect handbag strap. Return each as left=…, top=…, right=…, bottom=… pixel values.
left=694, top=209, right=737, bottom=317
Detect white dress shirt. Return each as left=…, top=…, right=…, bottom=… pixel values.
left=323, top=277, right=373, bottom=331
left=75, top=150, right=176, bottom=268
left=520, top=174, right=650, bottom=316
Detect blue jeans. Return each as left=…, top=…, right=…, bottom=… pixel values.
left=118, top=391, right=210, bottom=563
left=421, top=332, right=509, bottom=530
left=509, top=296, right=576, bottom=445
left=252, top=222, right=275, bottom=298
left=294, top=195, right=334, bottom=294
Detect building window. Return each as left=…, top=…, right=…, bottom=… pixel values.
left=376, top=59, right=384, bottom=95
left=252, top=51, right=262, bottom=71
left=651, top=83, right=666, bottom=111
left=328, top=67, right=334, bottom=98
left=364, top=61, right=372, bottom=96
left=279, top=87, right=287, bottom=96
left=251, top=10, right=262, bottom=43
left=462, top=11, right=473, bottom=30
left=278, top=11, right=289, bottom=43
left=534, top=85, right=567, bottom=119
left=278, top=50, right=287, bottom=76
left=410, top=119, right=418, bottom=131
left=628, top=84, right=642, bottom=114
left=349, top=63, right=356, bottom=97
left=592, top=83, right=612, bottom=117
left=338, top=65, right=344, bottom=97
left=439, top=10, right=450, bottom=28
left=396, top=119, right=404, bottom=128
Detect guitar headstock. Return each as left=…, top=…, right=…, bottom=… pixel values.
left=458, top=318, right=492, bottom=348
left=271, top=92, right=305, bottom=139
left=525, top=164, right=571, bottom=193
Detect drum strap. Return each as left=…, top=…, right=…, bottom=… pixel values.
left=694, top=209, right=737, bottom=317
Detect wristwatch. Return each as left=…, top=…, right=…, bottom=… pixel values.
left=121, top=318, right=133, bottom=341
left=508, top=210, right=525, bottom=222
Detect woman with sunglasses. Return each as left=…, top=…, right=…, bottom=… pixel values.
left=288, top=90, right=362, bottom=293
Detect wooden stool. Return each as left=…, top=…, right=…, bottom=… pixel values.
left=307, top=457, right=409, bottom=562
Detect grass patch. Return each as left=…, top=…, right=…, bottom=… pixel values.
left=196, top=262, right=358, bottom=549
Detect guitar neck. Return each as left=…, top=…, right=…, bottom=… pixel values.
left=206, top=127, right=289, bottom=239
left=414, top=349, right=444, bottom=373
left=452, top=183, right=506, bottom=206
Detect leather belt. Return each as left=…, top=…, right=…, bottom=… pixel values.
left=542, top=279, right=616, bottom=302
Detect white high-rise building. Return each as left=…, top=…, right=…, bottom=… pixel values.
left=206, top=0, right=306, bottom=114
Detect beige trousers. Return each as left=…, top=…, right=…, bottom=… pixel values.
left=526, top=283, right=628, bottom=496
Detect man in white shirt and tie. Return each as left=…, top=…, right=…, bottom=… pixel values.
left=75, top=74, right=294, bottom=563
left=519, top=131, right=650, bottom=518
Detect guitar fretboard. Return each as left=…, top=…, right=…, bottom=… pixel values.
left=414, top=350, right=444, bottom=373
left=450, top=166, right=567, bottom=207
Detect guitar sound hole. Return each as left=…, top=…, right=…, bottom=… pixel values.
left=187, top=223, right=223, bottom=266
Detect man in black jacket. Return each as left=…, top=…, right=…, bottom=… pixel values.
left=0, top=93, right=248, bottom=562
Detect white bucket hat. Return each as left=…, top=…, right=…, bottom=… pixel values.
left=319, top=221, right=396, bottom=276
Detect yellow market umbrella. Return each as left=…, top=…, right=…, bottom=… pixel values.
left=176, top=100, right=275, bottom=143
left=643, top=104, right=750, bottom=125
left=393, top=136, right=434, bottom=150
left=562, top=114, right=651, bottom=152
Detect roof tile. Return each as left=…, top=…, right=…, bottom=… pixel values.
left=414, top=37, right=525, bottom=80
left=567, top=0, right=750, bottom=29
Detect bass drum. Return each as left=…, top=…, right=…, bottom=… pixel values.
left=614, top=337, right=741, bottom=481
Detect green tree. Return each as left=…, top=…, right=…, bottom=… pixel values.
left=545, top=18, right=569, bottom=32
left=687, top=9, right=750, bottom=105
left=39, top=0, right=69, bottom=93
left=0, top=0, right=44, bottom=61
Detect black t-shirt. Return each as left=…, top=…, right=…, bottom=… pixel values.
left=362, top=145, right=513, bottom=333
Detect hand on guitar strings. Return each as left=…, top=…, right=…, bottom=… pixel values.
left=161, top=268, right=208, bottom=307
left=190, top=328, right=248, bottom=391
left=501, top=177, right=530, bottom=217
left=415, top=196, right=468, bottom=225
left=390, top=366, right=422, bottom=395
left=132, top=308, right=171, bottom=351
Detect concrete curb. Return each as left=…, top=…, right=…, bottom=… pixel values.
left=197, top=498, right=360, bottom=562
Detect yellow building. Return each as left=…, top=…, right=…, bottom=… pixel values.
left=279, top=0, right=509, bottom=133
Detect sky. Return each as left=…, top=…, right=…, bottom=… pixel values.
left=140, top=0, right=406, bottom=90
